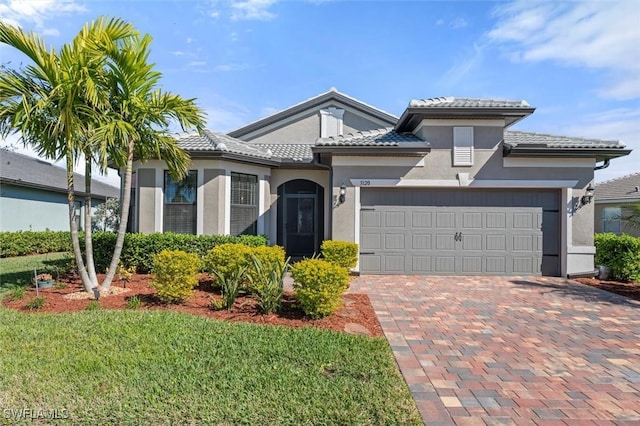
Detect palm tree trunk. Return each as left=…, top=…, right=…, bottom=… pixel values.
left=84, top=154, right=99, bottom=287
left=66, top=151, right=94, bottom=292
left=101, top=140, right=133, bottom=290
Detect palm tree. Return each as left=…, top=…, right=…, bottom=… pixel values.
left=0, top=18, right=137, bottom=292
left=0, top=18, right=205, bottom=293
left=94, top=32, right=205, bottom=290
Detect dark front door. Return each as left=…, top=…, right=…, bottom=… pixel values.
left=277, top=179, right=324, bottom=258
left=285, top=195, right=317, bottom=257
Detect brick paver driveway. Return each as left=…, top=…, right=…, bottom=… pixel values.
left=349, top=276, right=640, bottom=425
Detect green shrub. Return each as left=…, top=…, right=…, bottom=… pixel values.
left=86, top=300, right=101, bottom=311
left=7, top=286, right=26, bottom=301
left=212, top=265, right=247, bottom=310
left=321, top=240, right=359, bottom=270
left=25, top=297, right=45, bottom=311
left=248, top=254, right=289, bottom=314
left=204, top=243, right=253, bottom=283
left=247, top=245, right=286, bottom=283
left=595, top=233, right=640, bottom=281
left=126, top=296, right=142, bottom=310
left=88, top=232, right=267, bottom=273
left=151, top=250, right=202, bottom=303
left=291, top=259, right=349, bottom=319
left=0, top=230, right=73, bottom=257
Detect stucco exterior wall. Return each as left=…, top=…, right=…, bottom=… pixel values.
left=133, top=159, right=271, bottom=236
left=0, top=184, right=104, bottom=232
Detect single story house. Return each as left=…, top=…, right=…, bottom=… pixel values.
left=0, top=150, right=120, bottom=232
left=595, top=173, right=640, bottom=237
left=130, top=89, right=631, bottom=277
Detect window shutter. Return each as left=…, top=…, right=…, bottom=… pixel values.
left=453, top=127, right=474, bottom=166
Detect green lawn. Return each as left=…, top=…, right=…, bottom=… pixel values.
left=0, top=307, right=421, bottom=425
left=0, top=252, right=70, bottom=289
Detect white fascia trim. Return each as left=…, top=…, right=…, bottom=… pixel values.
left=595, top=198, right=640, bottom=204
left=257, top=176, right=266, bottom=235
left=568, top=245, right=596, bottom=254
left=196, top=169, right=204, bottom=235
left=155, top=169, right=163, bottom=233
left=332, top=156, right=425, bottom=167
left=504, top=157, right=595, bottom=168
left=470, top=180, right=578, bottom=188
left=350, top=178, right=578, bottom=188
left=354, top=186, right=361, bottom=273
left=223, top=171, right=231, bottom=235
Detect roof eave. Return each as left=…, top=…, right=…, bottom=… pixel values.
left=187, top=151, right=281, bottom=167
left=0, top=178, right=115, bottom=199
left=312, top=146, right=430, bottom=157
left=595, top=197, right=640, bottom=204
left=504, top=146, right=632, bottom=161
left=395, top=107, right=536, bottom=132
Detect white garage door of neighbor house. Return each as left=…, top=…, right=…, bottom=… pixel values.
left=359, top=189, right=560, bottom=276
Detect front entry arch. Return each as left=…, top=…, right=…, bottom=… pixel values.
left=277, top=179, right=324, bottom=258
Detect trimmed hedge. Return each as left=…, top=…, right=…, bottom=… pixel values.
left=291, top=258, right=349, bottom=319
left=88, top=232, right=267, bottom=273
left=151, top=250, right=202, bottom=303
left=0, top=231, right=73, bottom=257
left=595, top=233, right=640, bottom=282
left=321, top=240, right=359, bottom=270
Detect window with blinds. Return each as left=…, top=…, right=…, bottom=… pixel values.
left=453, top=127, right=474, bottom=166
left=231, top=172, right=258, bottom=236
left=164, top=170, right=197, bottom=234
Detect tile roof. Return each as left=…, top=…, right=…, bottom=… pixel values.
left=0, top=150, right=120, bottom=198
left=316, top=127, right=425, bottom=146
left=409, top=97, right=531, bottom=109
left=504, top=131, right=625, bottom=149
left=254, top=144, right=314, bottom=162
left=595, top=173, right=640, bottom=202
left=175, top=129, right=274, bottom=160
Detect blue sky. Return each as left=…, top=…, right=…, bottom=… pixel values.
left=1, top=0, right=639, bottom=185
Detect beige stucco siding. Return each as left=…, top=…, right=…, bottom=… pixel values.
left=137, top=168, right=156, bottom=234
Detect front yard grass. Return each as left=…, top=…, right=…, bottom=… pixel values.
left=0, top=252, right=69, bottom=289
left=0, top=307, right=422, bottom=425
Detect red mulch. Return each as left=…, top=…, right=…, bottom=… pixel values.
left=574, top=277, right=640, bottom=302
left=2, top=274, right=383, bottom=337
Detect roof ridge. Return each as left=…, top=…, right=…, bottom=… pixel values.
left=597, top=172, right=640, bottom=185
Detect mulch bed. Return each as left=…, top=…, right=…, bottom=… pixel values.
left=574, top=277, right=640, bottom=302
left=2, top=274, right=383, bottom=337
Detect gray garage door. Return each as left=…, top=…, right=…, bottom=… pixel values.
left=359, top=189, right=560, bottom=276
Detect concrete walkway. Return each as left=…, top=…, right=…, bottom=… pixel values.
left=349, top=276, right=640, bottom=425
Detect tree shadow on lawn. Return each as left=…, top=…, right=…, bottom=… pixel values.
left=510, top=279, right=640, bottom=309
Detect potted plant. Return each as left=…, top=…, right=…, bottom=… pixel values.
left=34, top=273, right=54, bottom=289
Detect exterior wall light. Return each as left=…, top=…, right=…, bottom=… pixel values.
left=581, top=183, right=595, bottom=205
left=338, top=184, right=347, bottom=204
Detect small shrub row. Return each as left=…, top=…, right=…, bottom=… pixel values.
left=595, top=233, right=640, bottom=282
left=89, top=232, right=267, bottom=273
left=0, top=231, right=72, bottom=257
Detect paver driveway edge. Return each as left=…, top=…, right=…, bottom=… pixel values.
left=348, top=276, right=640, bottom=425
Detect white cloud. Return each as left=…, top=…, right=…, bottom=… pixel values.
left=230, top=0, right=277, bottom=21
left=450, top=17, right=467, bottom=29
left=0, top=0, right=86, bottom=35
left=187, top=61, right=207, bottom=67
left=489, top=1, right=640, bottom=100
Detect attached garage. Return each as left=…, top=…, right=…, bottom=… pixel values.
left=359, top=188, right=560, bottom=276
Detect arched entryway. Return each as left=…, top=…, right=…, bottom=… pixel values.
left=277, top=179, right=324, bottom=258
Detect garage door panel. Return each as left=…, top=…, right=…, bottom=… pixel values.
left=360, top=233, right=381, bottom=250
left=359, top=189, right=559, bottom=276
left=412, top=234, right=432, bottom=250
left=385, top=233, right=405, bottom=250
left=412, top=212, right=432, bottom=228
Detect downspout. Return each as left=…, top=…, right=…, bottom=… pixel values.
left=594, top=159, right=610, bottom=170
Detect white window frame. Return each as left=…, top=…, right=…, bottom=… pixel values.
left=453, top=126, right=474, bottom=166
left=602, top=207, right=622, bottom=234
left=320, top=107, right=344, bottom=138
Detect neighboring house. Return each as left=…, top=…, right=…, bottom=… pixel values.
left=0, top=150, right=120, bottom=232
left=595, top=173, right=640, bottom=237
left=131, top=89, right=631, bottom=277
